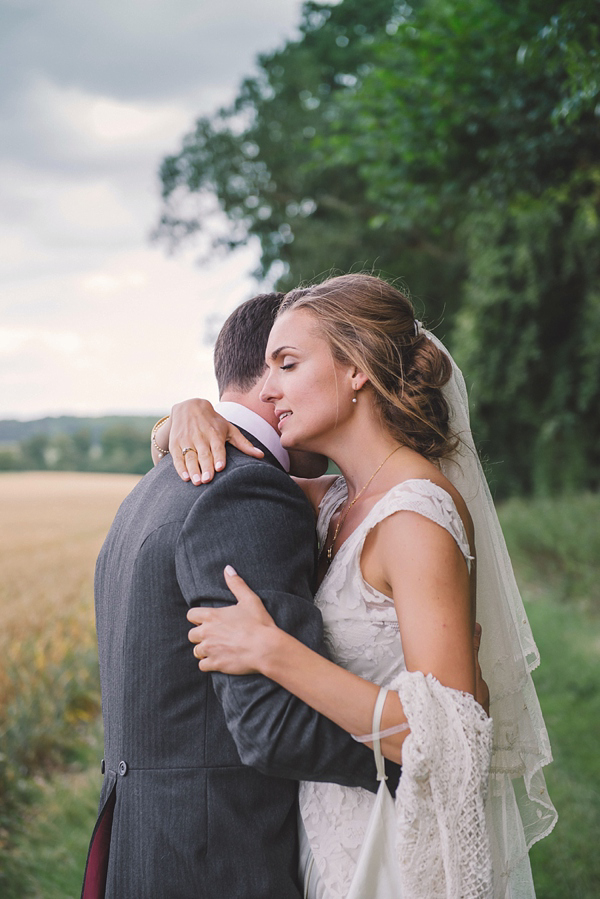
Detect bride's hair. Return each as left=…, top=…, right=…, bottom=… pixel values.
left=280, top=273, right=456, bottom=460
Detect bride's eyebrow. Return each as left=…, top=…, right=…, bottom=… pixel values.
left=269, top=345, right=298, bottom=360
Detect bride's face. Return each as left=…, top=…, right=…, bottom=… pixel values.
left=260, top=308, right=354, bottom=452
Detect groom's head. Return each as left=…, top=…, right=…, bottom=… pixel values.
left=214, top=292, right=283, bottom=398
left=214, top=291, right=327, bottom=477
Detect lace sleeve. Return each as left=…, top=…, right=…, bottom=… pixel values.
left=390, top=670, right=494, bottom=899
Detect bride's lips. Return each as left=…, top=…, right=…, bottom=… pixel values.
left=276, top=410, right=292, bottom=431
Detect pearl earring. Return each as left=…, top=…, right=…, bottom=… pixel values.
left=352, top=388, right=358, bottom=404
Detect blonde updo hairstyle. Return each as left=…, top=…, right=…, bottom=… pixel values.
left=279, top=274, right=457, bottom=461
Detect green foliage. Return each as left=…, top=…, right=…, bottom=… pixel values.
left=0, top=417, right=156, bottom=475
left=499, top=492, right=600, bottom=614
left=325, top=0, right=600, bottom=497
left=21, top=433, right=51, bottom=469
left=524, top=599, right=600, bottom=898
left=0, top=637, right=101, bottom=895
left=155, top=0, right=600, bottom=496
left=155, top=0, right=409, bottom=290
left=498, top=494, right=600, bottom=897
left=0, top=723, right=103, bottom=899
left=98, top=423, right=152, bottom=474
left=454, top=180, right=600, bottom=495
left=0, top=448, right=20, bottom=471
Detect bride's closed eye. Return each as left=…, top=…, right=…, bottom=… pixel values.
left=281, top=363, right=296, bottom=371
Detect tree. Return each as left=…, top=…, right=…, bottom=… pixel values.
left=21, top=434, right=50, bottom=470
left=337, top=0, right=600, bottom=493
left=71, top=428, right=92, bottom=470
left=0, top=448, right=19, bottom=471
left=455, top=187, right=600, bottom=495
left=155, top=1, right=419, bottom=291
left=100, top=424, right=152, bottom=475
left=156, top=0, right=600, bottom=495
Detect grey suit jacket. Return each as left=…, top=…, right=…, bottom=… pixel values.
left=83, top=437, right=393, bottom=899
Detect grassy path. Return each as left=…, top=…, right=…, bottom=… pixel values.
left=4, top=726, right=103, bottom=899
left=527, top=600, right=600, bottom=897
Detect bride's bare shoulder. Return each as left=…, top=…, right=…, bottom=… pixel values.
left=393, top=453, right=474, bottom=547
left=420, top=466, right=474, bottom=547
left=292, top=474, right=340, bottom=515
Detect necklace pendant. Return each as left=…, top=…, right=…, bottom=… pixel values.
left=326, top=545, right=333, bottom=563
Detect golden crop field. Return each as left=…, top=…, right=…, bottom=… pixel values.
left=0, top=472, right=140, bottom=714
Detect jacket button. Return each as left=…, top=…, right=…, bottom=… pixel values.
left=118, top=760, right=128, bottom=776
left=101, top=758, right=105, bottom=774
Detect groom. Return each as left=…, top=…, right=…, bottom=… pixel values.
left=82, top=293, right=387, bottom=899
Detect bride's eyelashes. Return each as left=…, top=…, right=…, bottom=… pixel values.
left=280, top=363, right=296, bottom=371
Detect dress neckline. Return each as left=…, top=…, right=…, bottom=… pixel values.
left=319, top=476, right=469, bottom=567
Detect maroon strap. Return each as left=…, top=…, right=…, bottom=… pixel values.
left=81, top=784, right=116, bottom=899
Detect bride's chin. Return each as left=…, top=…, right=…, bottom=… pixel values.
left=280, top=431, right=315, bottom=454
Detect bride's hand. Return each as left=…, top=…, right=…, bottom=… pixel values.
left=187, top=566, right=277, bottom=674
left=169, top=399, right=264, bottom=485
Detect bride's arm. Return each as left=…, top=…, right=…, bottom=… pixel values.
left=151, top=397, right=334, bottom=509
left=188, top=511, right=477, bottom=764
left=191, top=564, right=408, bottom=763
left=150, top=399, right=264, bottom=482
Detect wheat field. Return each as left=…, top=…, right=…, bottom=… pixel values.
left=0, top=472, right=140, bottom=730
left=0, top=472, right=141, bottom=892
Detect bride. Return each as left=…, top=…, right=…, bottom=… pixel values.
left=154, top=274, right=556, bottom=897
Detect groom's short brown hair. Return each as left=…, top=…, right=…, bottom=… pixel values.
left=214, top=292, right=284, bottom=395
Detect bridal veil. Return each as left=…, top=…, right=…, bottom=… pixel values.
left=422, top=326, right=558, bottom=897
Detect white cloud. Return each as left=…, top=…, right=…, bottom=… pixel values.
left=0, top=328, right=81, bottom=356
left=22, top=79, right=194, bottom=163
left=82, top=269, right=148, bottom=295
left=54, top=181, right=138, bottom=240
left=0, top=0, right=306, bottom=420
left=0, top=240, right=263, bottom=418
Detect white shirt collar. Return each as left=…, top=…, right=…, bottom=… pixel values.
left=215, top=401, right=290, bottom=472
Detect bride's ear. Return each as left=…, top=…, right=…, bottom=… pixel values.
left=350, top=368, right=370, bottom=392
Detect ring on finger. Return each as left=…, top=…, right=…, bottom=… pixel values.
left=182, top=447, right=197, bottom=456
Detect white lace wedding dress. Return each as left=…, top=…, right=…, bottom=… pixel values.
left=298, top=477, right=496, bottom=899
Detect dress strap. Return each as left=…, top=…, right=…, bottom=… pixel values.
left=358, top=479, right=474, bottom=571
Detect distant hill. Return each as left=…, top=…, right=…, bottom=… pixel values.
left=0, top=415, right=162, bottom=474
left=0, top=415, right=160, bottom=445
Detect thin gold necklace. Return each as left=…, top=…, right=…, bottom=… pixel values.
left=325, top=445, right=401, bottom=564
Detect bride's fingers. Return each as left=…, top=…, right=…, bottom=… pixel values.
left=223, top=565, right=258, bottom=603
left=205, top=424, right=264, bottom=479
left=222, top=565, right=275, bottom=629
left=171, top=437, right=213, bottom=484
left=187, top=607, right=213, bottom=627
left=170, top=444, right=191, bottom=482
left=220, top=425, right=264, bottom=466
left=192, top=443, right=218, bottom=484
left=182, top=449, right=202, bottom=485
left=194, top=425, right=229, bottom=482
left=188, top=625, right=204, bottom=646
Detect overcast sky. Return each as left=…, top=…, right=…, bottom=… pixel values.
left=0, top=0, right=313, bottom=420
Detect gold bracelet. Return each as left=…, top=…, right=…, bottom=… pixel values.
left=151, top=414, right=170, bottom=457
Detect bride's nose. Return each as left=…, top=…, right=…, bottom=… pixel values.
left=260, top=369, right=280, bottom=405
